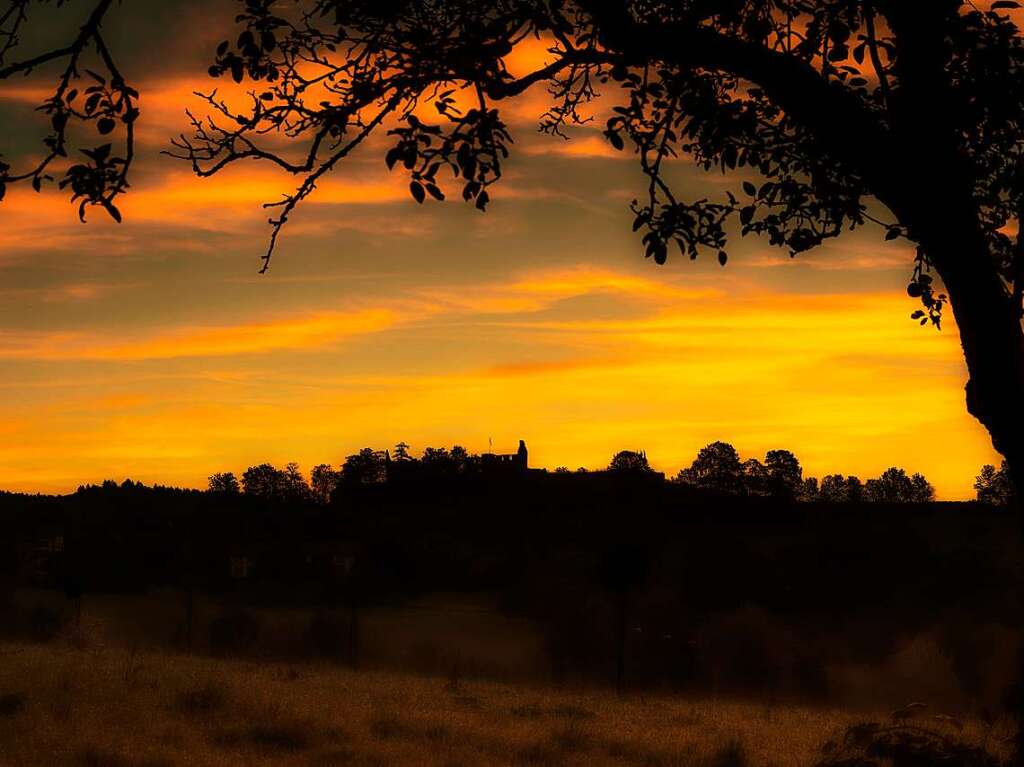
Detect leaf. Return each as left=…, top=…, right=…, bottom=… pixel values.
left=604, top=129, right=625, bottom=151
left=425, top=183, right=444, bottom=201
left=885, top=227, right=900, bottom=241
left=0, top=180, right=5, bottom=203
left=992, top=1, right=1020, bottom=8
left=103, top=200, right=123, bottom=223
left=742, top=181, right=757, bottom=196
left=475, top=190, right=490, bottom=211
left=718, top=251, right=728, bottom=266
left=409, top=181, right=425, bottom=204
left=97, top=117, right=116, bottom=135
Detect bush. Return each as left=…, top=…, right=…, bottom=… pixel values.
left=815, top=722, right=1000, bottom=767
left=208, top=608, right=261, bottom=655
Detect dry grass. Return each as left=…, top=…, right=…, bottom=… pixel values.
left=0, top=641, right=1008, bottom=767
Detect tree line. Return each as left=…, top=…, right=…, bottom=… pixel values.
left=197, top=440, right=1022, bottom=506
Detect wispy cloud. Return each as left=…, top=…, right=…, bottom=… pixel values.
left=0, top=308, right=400, bottom=360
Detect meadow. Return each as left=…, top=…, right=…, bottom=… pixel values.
left=0, top=638, right=981, bottom=767
left=1, top=625, right=1017, bottom=767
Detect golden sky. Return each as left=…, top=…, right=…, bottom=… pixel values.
left=0, top=4, right=1002, bottom=498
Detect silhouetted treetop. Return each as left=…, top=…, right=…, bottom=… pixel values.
left=310, top=463, right=340, bottom=503
left=975, top=460, right=1015, bottom=505
left=765, top=449, right=803, bottom=497
left=241, top=461, right=311, bottom=501
left=864, top=467, right=935, bottom=503
left=341, top=448, right=387, bottom=485
left=819, top=473, right=864, bottom=503
left=208, top=472, right=240, bottom=494
left=677, top=441, right=743, bottom=493
left=608, top=449, right=655, bottom=473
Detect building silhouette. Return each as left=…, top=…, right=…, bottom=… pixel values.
left=480, top=439, right=529, bottom=474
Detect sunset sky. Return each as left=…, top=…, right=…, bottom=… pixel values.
left=0, top=3, right=1003, bottom=498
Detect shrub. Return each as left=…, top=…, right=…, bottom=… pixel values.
left=814, top=722, right=1000, bottom=767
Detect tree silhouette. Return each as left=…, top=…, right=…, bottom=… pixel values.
left=819, top=473, right=864, bottom=503
left=741, top=458, right=770, bottom=496
left=678, top=441, right=743, bottom=493
left=844, top=475, right=865, bottom=503
left=283, top=461, right=310, bottom=499
left=608, top=449, right=654, bottom=473
left=310, top=463, right=340, bottom=503
left=341, top=448, right=387, bottom=485
left=207, top=472, right=240, bottom=494
left=241, top=463, right=284, bottom=499
left=764, top=449, right=803, bottom=497
left=865, top=467, right=935, bottom=503
left=975, top=461, right=1015, bottom=505
left=909, top=472, right=936, bottom=503
left=450, top=445, right=471, bottom=473
left=797, top=475, right=820, bottom=502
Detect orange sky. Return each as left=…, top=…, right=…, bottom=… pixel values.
left=0, top=4, right=1003, bottom=498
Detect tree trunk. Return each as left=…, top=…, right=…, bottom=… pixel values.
left=915, top=214, right=1024, bottom=492
left=915, top=208, right=1024, bottom=764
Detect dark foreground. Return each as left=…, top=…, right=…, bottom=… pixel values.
left=0, top=639, right=1012, bottom=767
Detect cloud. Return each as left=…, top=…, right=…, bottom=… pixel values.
left=0, top=307, right=400, bottom=360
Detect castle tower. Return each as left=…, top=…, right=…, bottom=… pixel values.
left=516, top=439, right=528, bottom=469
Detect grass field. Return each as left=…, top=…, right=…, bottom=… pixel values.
left=0, top=640, right=1012, bottom=767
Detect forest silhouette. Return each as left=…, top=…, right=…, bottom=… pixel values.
left=2, top=438, right=1018, bottom=724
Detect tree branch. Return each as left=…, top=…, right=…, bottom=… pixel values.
left=581, top=1, right=897, bottom=195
